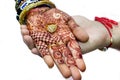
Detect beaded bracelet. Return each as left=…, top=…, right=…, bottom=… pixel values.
left=95, top=17, right=118, bottom=51
left=15, top=0, right=56, bottom=24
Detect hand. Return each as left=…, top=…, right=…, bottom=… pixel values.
left=21, top=7, right=89, bottom=80
left=72, top=16, right=112, bottom=53
left=21, top=14, right=111, bottom=80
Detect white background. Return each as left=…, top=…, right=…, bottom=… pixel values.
left=0, top=0, right=120, bottom=80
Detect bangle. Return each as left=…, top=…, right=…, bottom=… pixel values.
left=15, top=0, right=56, bottom=24
left=95, top=16, right=118, bottom=51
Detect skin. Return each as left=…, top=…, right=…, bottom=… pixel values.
left=24, top=7, right=88, bottom=80
left=72, top=16, right=120, bottom=51
left=21, top=15, right=120, bottom=80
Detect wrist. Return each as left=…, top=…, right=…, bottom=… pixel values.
left=111, top=23, right=120, bottom=49
left=95, top=17, right=118, bottom=51
left=15, top=0, right=55, bottom=24
left=93, top=21, right=111, bottom=50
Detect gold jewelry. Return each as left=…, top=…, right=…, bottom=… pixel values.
left=19, top=1, right=56, bottom=24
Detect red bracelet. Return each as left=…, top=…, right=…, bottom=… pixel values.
left=95, top=16, right=118, bottom=51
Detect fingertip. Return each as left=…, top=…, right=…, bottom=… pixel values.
left=58, top=64, right=71, bottom=78
left=43, top=55, right=54, bottom=68
left=70, top=66, right=82, bottom=80
left=49, top=45, right=71, bottom=78
left=76, top=59, right=86, bottom=72
left=31, top=48, right=39, bottom=55
left=73, top=27, right=89, bottom=42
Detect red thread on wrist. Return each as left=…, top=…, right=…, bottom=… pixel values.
left=95, top=16, right=118, bottom=49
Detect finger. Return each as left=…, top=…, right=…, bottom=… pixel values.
left=49, top=44, right=71, bottom=78
left=58, top=43, right=81, bottom=80
left=23, top=35, right=35, bottom=49
left=30, top=30, right=54, bottom=68
left=20, top=25, right=27, bottom=29
left=76, top=58, right=86, bottom=72
left=73, top=27, right=89, bottom=42
left=68, top=40, right=86, bottom=72
left=21, top=25, right=35, bottom=49
left=68, top=18, right=89, bottom=42
left=21, top=28, right=29, bottom=36
left=35, top=40, right=54, bottom=68
left=31, top=48, right=40, bottom=55
left=43, top=55, right=54, bottom=68
left=57, top=64, right=71, bottom=78
left=70, top=66, right=81, bottom=80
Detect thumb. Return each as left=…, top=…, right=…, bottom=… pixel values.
left=73, top=27, right=89, bottom=42
left=68, top=17, right=89, bottom=42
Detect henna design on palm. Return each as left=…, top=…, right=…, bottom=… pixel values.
left=26, top=7, right=86, bottom=78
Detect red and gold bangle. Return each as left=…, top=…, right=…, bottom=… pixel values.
left=95, top=16, right=118, bottom=51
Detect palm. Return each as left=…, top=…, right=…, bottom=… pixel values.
left=25, top=7, right=86, bottom=80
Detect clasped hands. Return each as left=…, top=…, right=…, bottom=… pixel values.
left=21, top=7, right=91, bottom=80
